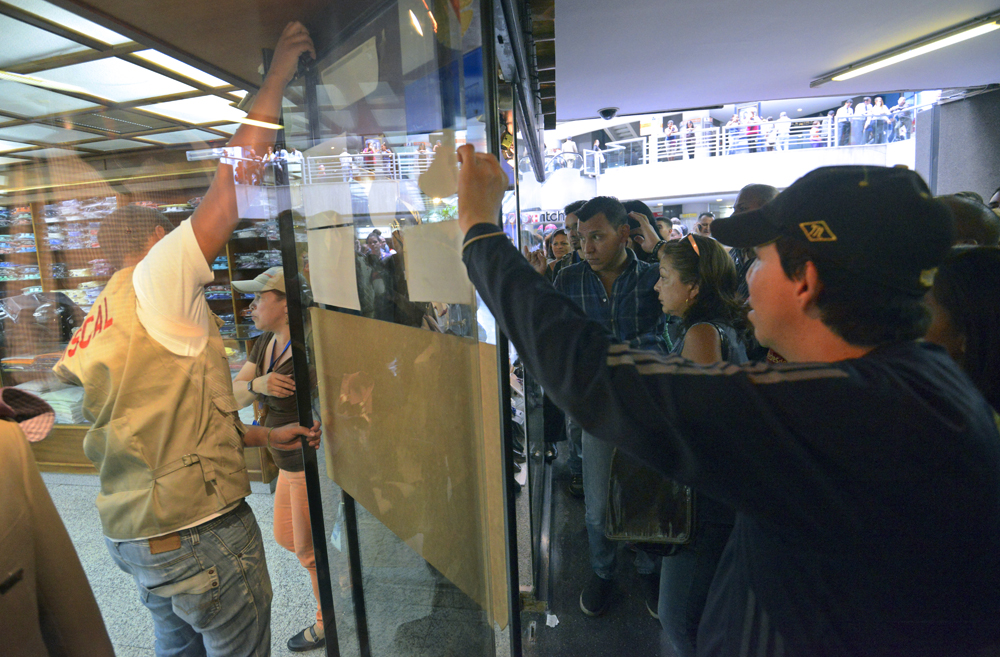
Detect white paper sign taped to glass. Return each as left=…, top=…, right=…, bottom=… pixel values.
left=401, top=219, right=474, bottom=304
left=306, top=211, right=360, bottom=311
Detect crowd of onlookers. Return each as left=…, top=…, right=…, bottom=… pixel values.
left=317, top=140, right=441, bottom=182
left=515, top=181, right=1000, bottom=657
left=233, top=145, right=303, bottom=184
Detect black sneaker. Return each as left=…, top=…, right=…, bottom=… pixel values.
left=287, top=623, right=326, bottom=652
left=567, top=474, right=584, bottom=498
left=642, top=573, right=660, bottom=620
left=579, top=573, right=613, bottom=617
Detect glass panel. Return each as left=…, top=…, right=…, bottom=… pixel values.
left=279, top=0, right=507, bottom=653
left=75, top=138, right=154, bottom=151
left=0, top=15, right=90, bottom=68
left=136, top=96, right=246, bottom=124
left=33, top=58, right=196, bottom=103
left=0, top=156, right=29, bottom=166
left=0, top=80, right=99, bottom=117
left=138, top=129, right=226, bottom=144
left=133, top=50, right=230, bottom=87
left=2, top=0, right=131, bottom=45
left=0, top=124, right=100, bottom=144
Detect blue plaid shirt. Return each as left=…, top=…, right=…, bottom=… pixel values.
left=553, top=249, right=666, bottom=352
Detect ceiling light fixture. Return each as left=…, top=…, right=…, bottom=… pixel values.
left=811, top=11, right=1000, bottom=87
left=0, top=70, right=87, bottom=95
left=233, top=117, right=284, bottom=130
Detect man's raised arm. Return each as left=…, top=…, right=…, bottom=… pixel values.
left=190, top=22, right=315, bottom=264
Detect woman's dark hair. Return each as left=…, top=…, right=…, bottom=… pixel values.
left=929, top=246, right=1000, bottom=411
left=547, top=228, right=568, bottom=259
left=774, top=237, right=931, bottom=346
left=661, top=233, right=749, bottom=338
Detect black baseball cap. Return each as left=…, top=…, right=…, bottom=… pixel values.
left=711, top=166, right=953, bottom=295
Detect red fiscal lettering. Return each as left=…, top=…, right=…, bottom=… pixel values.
left=66, top=329, right=81, bottom=357
left=66, top=297, right=114, bottom=356
left=78, top=315, right=95, bottom=349
left=94, top=304, right=104, bottom=338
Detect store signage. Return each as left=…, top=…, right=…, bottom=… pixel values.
left=521, top=210, right=566, bottom=224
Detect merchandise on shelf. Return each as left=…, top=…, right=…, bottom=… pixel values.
left=205, top=285, right=232, bottom=300
left=159, top=203, right=193, bottom=213
left=0, top=207, right=33, bottom=227
left=90, top=259, right=113, bottom=276
left=0, top=233, right=38, bottom=254
left=211, top=255, right=228, bottom=270
left=234, top=249, right=281, bottom=269
left=44, top=197, right=117, bottom=224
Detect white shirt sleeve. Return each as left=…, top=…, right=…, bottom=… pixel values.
left=133, top=219, right=215, bottom=357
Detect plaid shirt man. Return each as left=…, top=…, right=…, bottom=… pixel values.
left=553, top=248, right=665, bottom=351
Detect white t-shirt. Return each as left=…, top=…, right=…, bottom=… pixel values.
left=133, top=218, right=214, bottom=356
left=128, top=218, right=239, bottom=538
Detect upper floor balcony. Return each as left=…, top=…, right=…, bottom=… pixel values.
left=517, top=109, right=927, bottom=209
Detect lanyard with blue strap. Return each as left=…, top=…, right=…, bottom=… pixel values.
left=252, top=336, right=291, bottom=426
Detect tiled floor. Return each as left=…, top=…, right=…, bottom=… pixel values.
left=43, top=444, right=501, bottom=657
left=42, top=443, right=665, bottom=657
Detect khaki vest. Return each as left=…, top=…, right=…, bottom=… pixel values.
left=54, top=268, right=251, bottom=540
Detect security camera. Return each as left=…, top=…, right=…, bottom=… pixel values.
left=598, top=107, right=619, bottom=120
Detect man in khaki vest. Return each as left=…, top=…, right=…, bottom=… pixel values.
left=53, top=23, right=319, bottom=657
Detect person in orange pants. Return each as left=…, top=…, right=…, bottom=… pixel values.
left=232, top=267, right=324, bottom=652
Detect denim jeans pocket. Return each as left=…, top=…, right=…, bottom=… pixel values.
left=148, top=566, right=222, bottom=627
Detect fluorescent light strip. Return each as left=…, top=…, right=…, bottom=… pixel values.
left=232, top=117, right=283, bottom=130
left=134, top=50, right=229, bottom=87
left=0, top=70, right=88, bottom=94
left=832, top=22, right=1000, bottom=81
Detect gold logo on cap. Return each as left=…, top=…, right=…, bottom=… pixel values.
left=799, top=221, right=837, bottom=242
left=919, top=268, right=937, bottom=288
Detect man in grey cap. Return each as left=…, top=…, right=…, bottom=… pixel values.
left=455, top=149, right=1000, bottom=657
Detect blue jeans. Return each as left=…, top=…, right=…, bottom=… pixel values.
left=582, top=431, right=659, bottom=579
left=105, top=500, right=273, bottom=657
left=566, top=418, right=583, bottom=478
left=658, top=521, right=734, bottom=657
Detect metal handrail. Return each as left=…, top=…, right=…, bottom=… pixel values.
left=303, top=151, right=433, bottom=184
left=558, top=101, right=934, bottom=176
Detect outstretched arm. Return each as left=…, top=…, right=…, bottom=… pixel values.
left=190, top=22, right=315, bottom=264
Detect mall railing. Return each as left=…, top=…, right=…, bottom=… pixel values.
left=303, top=151, right=433, bottom=184
left=544, top=102, right=932, bottom=177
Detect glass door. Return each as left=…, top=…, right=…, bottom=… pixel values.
left=276, top=0, right=513, bottom=654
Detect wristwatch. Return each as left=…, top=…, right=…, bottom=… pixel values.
left=247, top=379, right=254, bottom=393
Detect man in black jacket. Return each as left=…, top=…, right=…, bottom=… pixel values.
left=456, top=146, right=1000, bottom=657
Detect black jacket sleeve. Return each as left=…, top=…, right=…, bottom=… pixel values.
left=462, top=223, right=896, bottom=531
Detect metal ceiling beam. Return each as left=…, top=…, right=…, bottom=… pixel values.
left=3, top=42, right=144, bottom=74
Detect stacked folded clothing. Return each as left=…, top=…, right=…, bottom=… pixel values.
left=38, top=385, right=86, bottom=424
